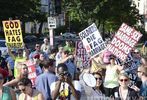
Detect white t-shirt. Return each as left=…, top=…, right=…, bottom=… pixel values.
left=55, top=52, right=62, bottom=66
left=50, top=80, right=81, bottom=100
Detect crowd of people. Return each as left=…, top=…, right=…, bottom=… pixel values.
left=0, top=37, right=146, bottom=100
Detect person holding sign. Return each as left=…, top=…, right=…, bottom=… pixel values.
left=81, top=72, right=106, bottom=99
left=7, top=43, right=29, bottom=78
left=103, top=55, right=124, bottom=97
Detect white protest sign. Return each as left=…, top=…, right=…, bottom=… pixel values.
left=79, top=23, right=106, bottom=58
left=107, top=23, right=142, bottom=61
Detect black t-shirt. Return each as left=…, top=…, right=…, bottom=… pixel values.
left=112, top=86, right=139, bottom=100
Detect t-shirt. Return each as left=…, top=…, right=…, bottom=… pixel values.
left=35, top=72, right=57, bottom=100
left=104, top=65, right=119, bottom=88
left=55, top=52, right=62, bottom=67
left=50, top=81, right=81, bottom=100
left=41, top=44, right=50, bottom=54
left=65, top=60, right=77, bottom=79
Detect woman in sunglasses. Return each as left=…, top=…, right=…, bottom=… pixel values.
left=0, top=73, right=16, bottom=100
left=18, top=78, right=44, bottom=100
left=112, top=73, right=139, bottom=100
left=83, top=72, right=106, bottom=99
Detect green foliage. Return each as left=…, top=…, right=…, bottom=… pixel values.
left=62, top=0, right=143, bottom=34
left=0, top=0, right=46, bottom=24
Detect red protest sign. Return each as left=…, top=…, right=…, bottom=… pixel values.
left=28, top=65, right=37, bottom=86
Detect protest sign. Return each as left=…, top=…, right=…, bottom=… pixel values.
left=79, top=23, right=106, bottom=58
left=23, top=60, right=37, bottom=86
left=107, top=23, right=142, bottom=61
left=75, top=41, right=91, bottom=68
left=28, top=65, right=37, bottom=86
left=2, top=20, right=23, bottom=48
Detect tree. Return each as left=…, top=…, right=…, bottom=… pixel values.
left=61, top=0, right=143, bottom=37
left=0, top=0, right=47, bottom=34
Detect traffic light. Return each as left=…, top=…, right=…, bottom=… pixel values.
left=55, top=0, right=61, bottom=14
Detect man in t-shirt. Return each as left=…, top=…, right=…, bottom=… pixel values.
left=51, top=63, right=81, bottom=100
left=36, top=59, right=57, bottom=100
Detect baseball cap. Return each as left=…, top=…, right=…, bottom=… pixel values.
left=33, top=54, right=40, bottom=59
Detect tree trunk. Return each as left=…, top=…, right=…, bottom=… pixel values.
left=21, top=21, right=25, bottom=34
left=39, top=22, right=43, bottom=34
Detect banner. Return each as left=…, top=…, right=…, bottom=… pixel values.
left=107, top=23, right=142, bottom=61
left=75, top=41, right=91, bottom=68
left=28, top=65, right=37, bottom=86
left=24, top=60, right=37, bottom=86
left=2, top=20, right=23, bottom=48
left=79, top=23, right=106, bottom=58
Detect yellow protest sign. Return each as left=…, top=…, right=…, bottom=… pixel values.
left=2, top=20, right=23, bottom=48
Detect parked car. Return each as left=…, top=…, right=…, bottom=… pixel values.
left=0, top=39, right=8, bottom=55
left=23, top=35, right=37, bottom=43
left=61, top=32, right=78, bottom=39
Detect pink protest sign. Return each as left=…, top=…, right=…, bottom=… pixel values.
left=107, top=23, right=142, bottom=61
left=75, top=41, right=91, bottom=68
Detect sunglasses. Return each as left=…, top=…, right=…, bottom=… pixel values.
left=134, top=52, right=139, bottom=54
left=95, top=77, right=102, bottom=81
left=22, top=67, right=28, bottom=70
left=137, top=71, right=142, bottom=73
left=36, top=46, right=40, bottom=47
left=119, top=79, right=128, bottom=82
left=20, top=88, right=26, bottom=92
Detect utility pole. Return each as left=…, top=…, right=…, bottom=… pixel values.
left=48, top=0, right=56, bottom=48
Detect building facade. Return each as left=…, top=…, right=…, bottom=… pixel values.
left=133, top=0, right=147, bottom=32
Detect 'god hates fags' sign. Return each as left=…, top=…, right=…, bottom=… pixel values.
left=2, top=20, right=23, bottom=48
left=107, top=23, right=142, bottom=61
left=79, top=23, right=106, bottom=58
